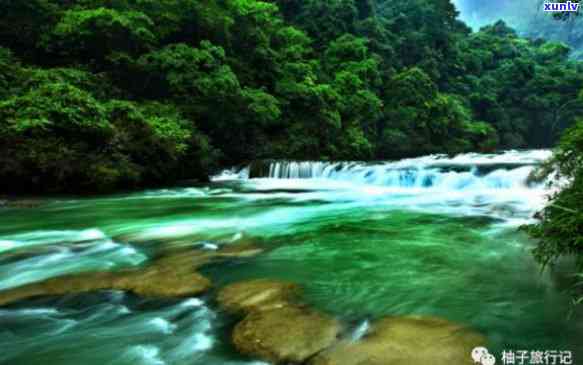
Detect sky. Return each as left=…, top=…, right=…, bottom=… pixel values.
left=451, top=0, right=542, bottom=30
left=451, top=0, right=583, bottom=59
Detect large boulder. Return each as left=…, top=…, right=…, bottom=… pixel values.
left=310, top=316, right=486, bottom=365
left=218, top=279, right=342, bottom=364
left=233, top=305, right=342, bottom=364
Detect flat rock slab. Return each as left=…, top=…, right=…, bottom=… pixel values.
left=233, top=305, right=342, bottom=364
left=310, top=316, right=486, bottom=365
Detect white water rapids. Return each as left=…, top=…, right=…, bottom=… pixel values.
left=214, top=150, right=554, bottom=226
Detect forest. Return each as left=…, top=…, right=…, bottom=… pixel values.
left=1, top=0, right=583, bottom=193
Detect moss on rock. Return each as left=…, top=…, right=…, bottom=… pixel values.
left=233, top=305, right=341, bottom=364
left=218, top=279, right=341, bottom=364
left=310, top=316, right=486, bottom=365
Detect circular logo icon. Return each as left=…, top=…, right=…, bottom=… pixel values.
left=471, top=347, right=496, bottom=365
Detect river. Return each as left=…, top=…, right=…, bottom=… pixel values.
left=0, top=150, right=581, bottom=364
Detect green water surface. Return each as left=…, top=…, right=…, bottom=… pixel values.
left=0, top=180, right=581, bottom=364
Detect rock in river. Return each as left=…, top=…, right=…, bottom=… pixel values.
left=217, top=279, right=300, bottom=314
left=218, top=279, right=341, bottom=364
left=233, top=305, right=342, bottom=364
left=310, top=316, right=486, bottom=365
left=0, top=250, right=211, bottom=306
left=0, top=242, right=265, bottom=306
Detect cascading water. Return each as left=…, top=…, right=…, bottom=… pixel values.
left=262, top=161, right=535, bottom=189
left=214, top=150, right=553, bottom=224
left=237, top=150, right=551, bottom=189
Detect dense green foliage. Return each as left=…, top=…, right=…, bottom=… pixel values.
left=525, top=91, right=583, bottom=305
left=1, top=0, right=583, bottom=192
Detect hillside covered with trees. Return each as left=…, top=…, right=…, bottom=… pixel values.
left=1, top=0, right=583, bottom=192
left=453, top=0, right=583, bottom=59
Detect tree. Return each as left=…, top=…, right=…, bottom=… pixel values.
left=525, top=109, right=583, bottom=304
left=0, top=0, right=59, bottom=62
left=0, top=70, right=215, bottom=192
left=137, top=41, right=240, bottom=100
left=42, top=8, right=157, bottom=66
left=381, top=67, right=497, bottom=157
left=0, top=47, right=22, bottom=99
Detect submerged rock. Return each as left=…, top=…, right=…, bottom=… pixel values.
left=216, top=243, right=265, bottom=259
left=217, top=279, right=300, bottom=314
left=0, top=243, right=265, bottom=306
left=233, top=305, right=341, bottom=364
left=218, top=279, right=341, bottom=364
left=111, top=262, right=211, bottom=298
left=153, top=242, right=265, bottom=270
left=0, top=199, right=45, bottom=209
left=0, top=250, right=211, bottom=306
left=310, top=316, right=486, bottom=365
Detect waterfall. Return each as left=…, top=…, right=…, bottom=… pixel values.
left=215, top=150, right=552, bottom=191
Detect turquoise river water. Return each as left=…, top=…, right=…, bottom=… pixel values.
left=0, top=150, right=581, bottom=364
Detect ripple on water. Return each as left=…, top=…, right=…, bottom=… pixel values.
left=148, top=318, right=177, bottom=335
left=120, top=345, right=166, bottom=365
left=0, top=229, right=147, bottom=291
